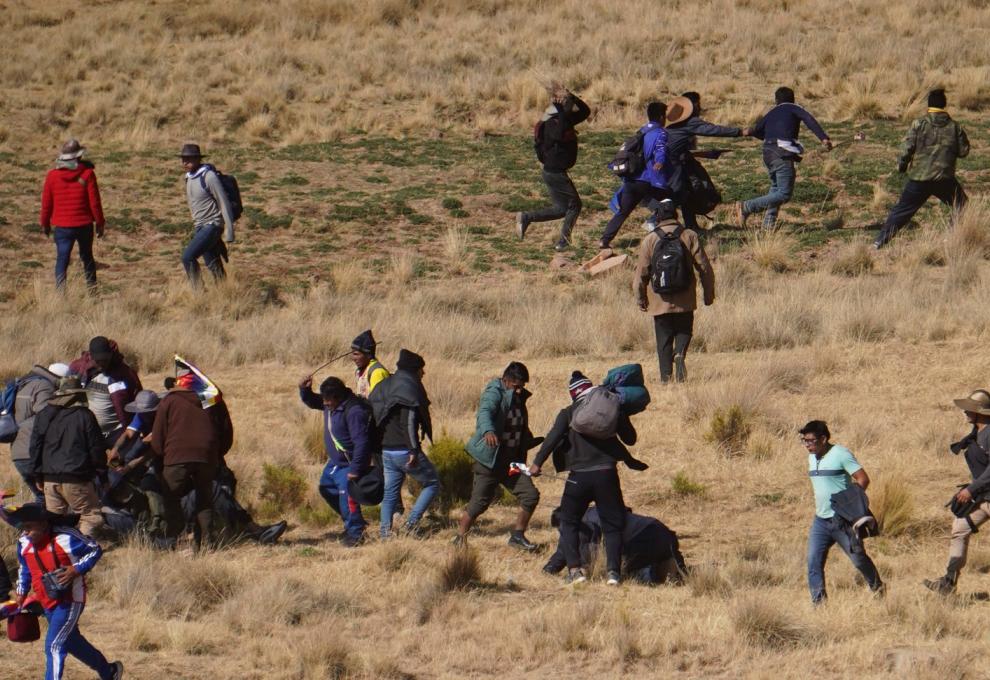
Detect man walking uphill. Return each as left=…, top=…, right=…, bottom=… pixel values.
left=737, top=87, right=831, bottom=230
left=517, top=84, right=591, bottom=252
left=800, top=420, right=883, bottom=604
left=456, top=362, right=541, bottom=550
left=179, top=143, right=235, bottom=289
left=635, top=199, right=714, bottom=383
left=874, top=89, right=970, bottom=249
left=39, top=139, right=105, bottom=290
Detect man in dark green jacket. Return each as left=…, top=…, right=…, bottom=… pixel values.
left=455, top=362, right=541, bottom=550
left=874, top=89, right=970, bottom=249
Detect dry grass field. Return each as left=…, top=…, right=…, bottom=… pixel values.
left=3, top=1, right=990, bottom=679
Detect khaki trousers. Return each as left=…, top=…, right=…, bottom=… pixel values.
left=947, top=500, right=990, bottom=576
left=44, top=480, right=103, bottom=536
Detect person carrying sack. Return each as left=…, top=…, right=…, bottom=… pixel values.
left=529, top=372, right=645, bottom=586
left=9, top=503, right=123, bottom=680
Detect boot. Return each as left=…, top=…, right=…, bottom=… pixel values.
left=674, top=354, right=687, bottom=383
left=923, top=572, right=957, bottom=595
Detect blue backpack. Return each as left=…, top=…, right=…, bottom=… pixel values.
left=0, top=379, right=24, bottom=443
left=602, top=364, right=651, bottom=416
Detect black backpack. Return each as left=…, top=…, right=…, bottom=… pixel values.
left=683, top=156, right=721, bottom=215
left=197, top=164, right=243, bottom=222
left=608, top=131, right=646, bottom=179
left=650, top=226, right=691, bottom=294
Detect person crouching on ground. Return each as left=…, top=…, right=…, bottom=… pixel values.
left=801, top=420, right=884, bottom=604
left=529, top=372, right=641, bottom=585
left=456, top=362, right=541, bottom=550
left=10, top=503, right=123, bottom=680
left=634, top=199, right=714, bottom=384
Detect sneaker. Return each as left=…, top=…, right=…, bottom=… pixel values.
left=516, top=213, right=530, bottom=240
left=257, top=521, right=288, bottom=545
left=735, top=202, right=748, bottom=228
left=507, top=532, right=538, bottom=551
left=597, top=245, right=613, bottom=258
left=554, top=240, right=569, bottom=252
left=566, top=568, right=587, bottom=584
left=110, top=660, right=124, bottom=680
left=923, top=575, right=957, bottom=596
left=606, top=570, right=621, bottom=586
left=872, top=583, right=887, bottom=599
left=872, top=240, right=883, bottom=250
left=673, top=354, right=687, bottom=383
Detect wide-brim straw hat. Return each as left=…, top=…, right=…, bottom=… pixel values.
left=53, top=375, right=86, bottom=397
left=953, top=389, right=990, bottom=416
left=666, top=96, right=694, bottom=125
left=124, top=389, right=161, bottom=414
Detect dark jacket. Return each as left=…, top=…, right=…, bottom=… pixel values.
left=830, top=484, right=878, bottom=554
left=370, top=369, right=433, bottom=451
left=539, top=94, right=591, bottom=173
left=465, top=379, right=534, bottom=468
left=665, top=116, right=741, bottom=193
left=752, top=102, right=829, bottom=157
left=532, top=398, right=637, bottom=472
left=150, top=390, right=231, bottom=466
left=544, top=509, right=681, bottom=574
left=300, top=388, right=376, bottom=473
left=29, top=402, right=107, bottom=482
left=961, top=426, right=990, bottom=497
left=11, top=366, right=60, bottom=462
left=899, top=110, right=970, bottom=182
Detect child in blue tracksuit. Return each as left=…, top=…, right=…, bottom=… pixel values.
left=9, top=503, right=122, bottom=680
left=298, top=375, right=375, bottom=546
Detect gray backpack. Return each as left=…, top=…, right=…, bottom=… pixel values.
left=570, top=388, right=621, bottom=439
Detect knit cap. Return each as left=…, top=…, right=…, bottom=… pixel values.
left=351, top=330, right=377, bottom=355
left=568, top=371, right=593, bottom=400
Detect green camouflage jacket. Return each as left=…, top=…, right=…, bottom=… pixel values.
left=899, top=110, right=970, bottom=182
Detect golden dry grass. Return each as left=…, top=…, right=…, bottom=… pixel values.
left=1, top=0, right=989, bottom=149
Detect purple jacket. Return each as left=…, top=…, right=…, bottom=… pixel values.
left=633, top=122, right=668, bottom=189
left=300, top=388, right=375, bottom=473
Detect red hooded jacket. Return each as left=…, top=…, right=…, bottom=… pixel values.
left=39, top=164, right=105, bottom=229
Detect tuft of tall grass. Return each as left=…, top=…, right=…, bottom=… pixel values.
left=871, top=473, right=914, bottom=537
left=732, top=596, right=809, bottom=648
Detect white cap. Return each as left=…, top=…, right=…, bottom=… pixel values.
left=48, top=363, right=70, bottom=378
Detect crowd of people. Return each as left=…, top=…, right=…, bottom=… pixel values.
left=3, top=83, right=979, bottom=677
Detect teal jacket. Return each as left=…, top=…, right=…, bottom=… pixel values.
left=464, top=378, right=533, bottom=469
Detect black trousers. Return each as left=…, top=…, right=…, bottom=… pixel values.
left=524, top=170, right=582, bottom=245
left=0, top=554, right=12, bottom=599
left=654, top=312, right=694, bottom=382
left=875, top=177, right=967, bottom=247
left=601, top=181, right=670, bottom=247
left=673, top=187, right=699, bottom=230
left=559, top=468, right=626, bottom=572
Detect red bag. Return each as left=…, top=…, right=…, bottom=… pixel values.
left=7, top=611, right=40, bottom=642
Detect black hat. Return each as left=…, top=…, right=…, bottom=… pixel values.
left=347, top=468, right=384, bottom=506
left=89, top=336, right=113, bottom=362
left=178, top=143, right=205, bottom=158
left=2, top=503, right=79, bottom=529
left=350, top=330, right=377, bottom=355
left=396, top=348, right=425, bottom=372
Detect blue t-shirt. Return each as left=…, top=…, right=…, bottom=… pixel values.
left=808, top=444, right=862, bottom=518
left=126, top=413, right=152, bottom=436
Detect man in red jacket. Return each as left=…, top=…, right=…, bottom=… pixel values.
left=39, top=139, right=105, bottom=290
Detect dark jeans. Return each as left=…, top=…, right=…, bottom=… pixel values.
left=53, top=225, right=96, bottom=289
left=673, top=187, right=699, bottom=230
left=601, top=181, right=670, bottom=247
left=875, top=177, right=967, bottom=247
left=742, top=152, right=796, bottom=228
left=559, top=468, right=626, bottom=573
left=654, top=312, right=694, bottom=383
left=465, top=460, right=540, bottom=519
left=524, top=170, right=582, bottom=246
left=807, top=515, right=882, bottom=603
left=13, top=458, right=44, bottom=502
left=161, top=462, right=216, bottom=547
left=182, top=223, right=226, bottom=288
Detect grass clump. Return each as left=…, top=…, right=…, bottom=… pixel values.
left=258, top=462, right=308, bottom=515
left=671, top=471, right=706, bottom=497
left=426, top=434, right=474, bottom=512
left=439, top=546, right=481, bottom=592
left=830, top=242, right=875, bottom=277
left=704, top=405, right=753, bottom=454
left=871, top=473, right=914, bottom=537
left=747, top=230, right=793, bottom=273
left=732, top=596, right=809, bottom=648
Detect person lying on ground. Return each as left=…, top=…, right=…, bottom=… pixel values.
left=543, top=506, right=688, bottom=584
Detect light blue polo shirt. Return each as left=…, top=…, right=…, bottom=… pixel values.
left=808, top=445, right=862, bottom=518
